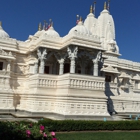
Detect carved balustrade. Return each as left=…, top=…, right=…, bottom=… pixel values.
left=29, top=74, right=58, bottom=88
left=29, top=73, right=105, bottom=91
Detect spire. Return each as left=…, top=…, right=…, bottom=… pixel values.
left=38, top=22, right=42, bottom=31
left=93, top=1, right=96, bottom=15
left=104, top=1, right=107, bottom=10
left=107, top=0, right=110, bottom=11
left=51, top=21, right=53, bottom=27
left=49, top=19, right=52, bottom=26
left=43, top=20, right=48, bottom=30
left=0, top=21, right=2, bottom=27
left=79, top=16, right=82, bottom=22
left=90, top=5, right=93, bottom=13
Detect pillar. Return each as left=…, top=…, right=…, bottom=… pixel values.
left=93, top=61, right=98, bottom=76
left=34, top=62, right=38, bottom=74
left=67, top=46, right=78, bottom=74
left=70, top=58, right=75, bottom=73
left=59, top=62, right=64, bottom=75
left=39, top=59, right=45, bottom=74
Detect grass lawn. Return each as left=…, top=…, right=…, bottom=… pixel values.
left=57, top=132, right=140, bottom=140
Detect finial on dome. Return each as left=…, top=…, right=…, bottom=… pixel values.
left=93, top=1, right=96, bottom=15
left=79, top=16, right=82, bottom=21
left=38, top=22, right=42, bottom=31
left=51, top=22, right=53, bottom=27
left=90, top=5, right=93, bottom=13
left=107, top=0, right=110, bottom=11
left=104, top=1, right=107, bottom=10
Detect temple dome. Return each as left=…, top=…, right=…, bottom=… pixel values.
left=0, top=24, right=9, bottom=38
left=97, top=9, right=115, bottom=39
left=69, top=20, right=90, bottom=35
left=84, top=10, right=97, bottom=34
left=45, top=26, right=60, bottom=37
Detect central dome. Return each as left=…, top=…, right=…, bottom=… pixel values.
left=69, top=21, right=90, bottom=35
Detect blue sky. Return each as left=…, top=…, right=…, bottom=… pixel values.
left=0, top=0, right=139, bottom=62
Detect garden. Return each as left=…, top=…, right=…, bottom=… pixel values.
left=1, top=119, right=140, bottom=140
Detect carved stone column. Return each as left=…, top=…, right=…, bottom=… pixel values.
left=37, top=48, right=47, bottom=74
left=58, top=59, right=64, bottom=75
left=40, top=59, right=45, bottom=74
left=92, top=51, right=102, bottom=76
left=70, top=57, right=75, bottom=73
left=93, top=60, right=98, bottom=76
left=67, top=46, right=78, bottom=74
left=34, top=62, right=38, bottom=74
left=54, top=52, right=67, bottom=75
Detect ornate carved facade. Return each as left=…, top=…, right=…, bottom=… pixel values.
left=0, top=4, right=140, bottom=120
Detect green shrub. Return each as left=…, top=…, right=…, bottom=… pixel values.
left=38, top=120, right=140, bottom=131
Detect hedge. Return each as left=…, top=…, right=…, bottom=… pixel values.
left=38, top=120, right=140, bottom=131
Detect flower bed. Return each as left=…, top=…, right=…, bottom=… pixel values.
left=0, top=121, right=58, bottom=140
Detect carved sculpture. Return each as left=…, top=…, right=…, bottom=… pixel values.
left=54, top=52, right=67, bottom=75
left=37, top=48, right=47, bottom=74
left=67, top=46, right=78, bottom=73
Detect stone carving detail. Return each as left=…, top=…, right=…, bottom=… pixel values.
left=38, top=79, right=57, bottom=87
left=67, top=46, right=78, bottom=58
left=37, top=48, right=47, bottom=60
left=37, top=48, right=47, bottom=73
left=54, top=52, right=67, bottom=75
left=0, top=48, right=13, bottom=56
left=92, top=51, right=102, bottom=76
left=67, top=46, right=78, bottom=73
left=70, top=79, right=104, bottom=90
left=18, top=65, right=29, bottom=74
left=101, top=65, right=119, bottom=74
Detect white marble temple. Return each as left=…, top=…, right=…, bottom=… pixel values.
left=0, top=4, right=139, bottom=120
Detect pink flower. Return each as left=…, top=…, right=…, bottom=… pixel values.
left=40, top=125, right=45, bottom=131
left=51, top=131, right=55, bottom=136
left=52, top=138, right=57, bottom=140
left=43, top=132, right=47, bottom=137
left=26, top=130, right=31, bottom=135
left=26, top=130, right=31, bottom=137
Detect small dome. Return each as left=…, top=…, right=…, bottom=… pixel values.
left=34, top=30, right=45, bottom=37
left=0, top=24, right=9, bottom=38
left=45, top=26, right=60, bottom=37
left=69, top=21, right=90, bottom=35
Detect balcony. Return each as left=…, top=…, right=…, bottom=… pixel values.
left=29, top=73, right=105, bottom=91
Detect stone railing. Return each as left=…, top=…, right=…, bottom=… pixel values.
left=58, top=73, right=105, bottom=90
left=29, top=74, right=58, bottom=88
left=70, top=78, right=104, bottom=90
left=29, top=73, right=105, bottom=91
